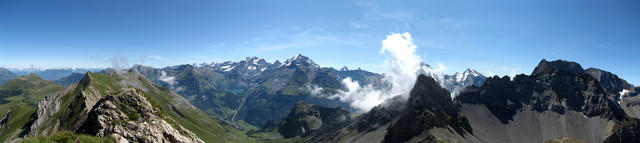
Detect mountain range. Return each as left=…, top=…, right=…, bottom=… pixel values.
left=129, top=54, right=487, bottom=129
left=274, top=59, right=640, bottom=143
left=1, top=55, right=638, bottom=142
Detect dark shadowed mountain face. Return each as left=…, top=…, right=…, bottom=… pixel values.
left=452, top=59, right=640, bottom=143
left=458, top=59, right=626, bottom=123
left=308, top=59, right=640, bottom=143
left=383, top=75, right=472, bottom=143
left=531, top=59, right=586, bottom=76
left=309, top=75, right=471, bottom=143
left=586, top=68, right=636, bottom=95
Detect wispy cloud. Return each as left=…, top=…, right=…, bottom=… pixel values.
left=419, top=17, right=477, bottom=30
left=350, top=22, right=368, bottom=29
left=149, top=56, right=162, bottom=60
left=366, top=11, right=415, bottom=22
left=235, top=24, right=367, bottom=53
left=353, top=0, right=372, bottom=7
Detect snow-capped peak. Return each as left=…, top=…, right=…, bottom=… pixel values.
left=454, top=68, right=484, bottom=82
left=282, top=54, right=319, bottom=68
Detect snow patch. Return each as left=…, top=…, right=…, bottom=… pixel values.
left=221, top=65, right=235, bottom=72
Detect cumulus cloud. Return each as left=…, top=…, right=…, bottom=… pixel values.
left=321, top=32, right=426, bottom=112
left=305, top=84, right=324, bottom=95
left=159, top=71, right=176, bottom=86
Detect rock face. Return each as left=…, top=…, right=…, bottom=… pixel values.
left=586, top=68, right=634, bottom=95
left=311, top=75, right=471, bottom=143
left=454, top=59, right=638, bottom=142
left=29, top=89, right=64, bottom=136
left=0, top=107, right=10, bottom=128
left=311, top=59, right=640, bottom=143
left=383, top=75, right=472, bottom=143
left=531, top=59, right=585, bottom=76
left=279, top=101, right=352, bottom=138
left=604, top=119, right=640, bottom=143
left=458, top=59, right=626, bottom=123
left=78, top=88, right=203, bottom=143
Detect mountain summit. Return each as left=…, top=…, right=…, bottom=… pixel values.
left=532, top=59, right=586, bottom=76
left=282, top=54, right=320, bottom=68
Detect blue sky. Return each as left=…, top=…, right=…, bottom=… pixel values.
left=0, top=0, right=638, bottom=84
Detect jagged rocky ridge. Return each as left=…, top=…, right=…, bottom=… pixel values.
left=308, top=59, right=640, bottom=143
left=25, top=70, right=254, bottom=142
left=78, top=88, right=202, bottom=143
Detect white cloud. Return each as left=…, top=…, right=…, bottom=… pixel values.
left=434, top=63, right=447, bottom=72
left=350, top=22, right=368, bottom=29
left=305, top=84, right=324, bottom=95
left=320, top=32, right=425, bottom=112
left=327, top=77, right=384, bottom=111
left=159, top=71, right=176, bottom=86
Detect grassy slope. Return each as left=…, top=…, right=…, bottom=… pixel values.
left=0, top=74, right=64, bottom=142
left=38, top=71, right=255, bottom=142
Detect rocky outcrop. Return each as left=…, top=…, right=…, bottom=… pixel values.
left=604, top=118, right=640, bottom=143
left=531, top=59, right=585, bottom=76
left=0, top=107, right=10, bottom=128
left=279, top=101, right=352, bottom=138
left=586, top=68, right=634, bottom=95
left=78, top=88, right=203, bottom=143
left=458, top=59, right=626, bottom=123
left=29, top=89, right=65, bottom=136
left=383, top=75, right=472, bottom=143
